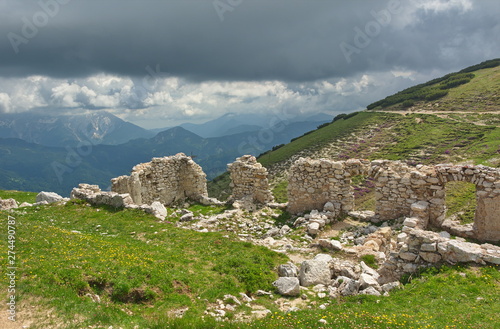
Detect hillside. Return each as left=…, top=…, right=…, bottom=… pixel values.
left=367, top=58, right=499, bottom=112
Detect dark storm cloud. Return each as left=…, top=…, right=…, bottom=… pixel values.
left=1, top=0, right=497, bottom=83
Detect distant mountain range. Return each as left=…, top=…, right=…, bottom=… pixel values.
left=153, top=112, right=332, bottom=138
left=0, top=111, right=155, bottom=147
left=0, top=111, right=331, bottom=195
left=179, top=112, right=332, bottom=138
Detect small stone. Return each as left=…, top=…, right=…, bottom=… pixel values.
left=180, top=212, right=194, bottom=222
left=307, top=222, right=320, bottom=235
left=278, top=263, right=299, bottom=277
left=318, top=239, right=342, bottom=251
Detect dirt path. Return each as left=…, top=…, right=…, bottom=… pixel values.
left=0, top=311, right=32, bottom=329
left=373, top=110, right=500, bottom=126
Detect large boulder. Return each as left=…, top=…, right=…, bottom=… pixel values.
left=36, top=191, right=64, bottom=204
left=299, top=259, right=331, bottom=287
left=273, top=277, right=300, bottom=297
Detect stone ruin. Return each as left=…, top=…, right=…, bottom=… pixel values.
left=227, top=155, right=274, bottom=205
left=287, top=158, right=370, bottom=217
left=71, top=183, right=134, bottom=208
left=287, top=158, right=500, bottom=242
left=67, top=153, right=499, bottom=243
left=111, top=153, right=209, bottom=206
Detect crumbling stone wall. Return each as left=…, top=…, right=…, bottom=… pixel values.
left=111, top=153, right=208, bottom=206
left=287, top=158, right=500, bottom=242
left=436, top=164, right=500, bottom=242
left=371, top=161, right=446, bottom=226
left=71, top=183, right=133, bottom=208
left=377, top=221, right=500, bottom=283
left=227, top=155, right=274, bottom=204
left=287, top=158, right=370, bottom=215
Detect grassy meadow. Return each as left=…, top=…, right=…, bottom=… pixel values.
left=0, top=190, right=499, bottom=328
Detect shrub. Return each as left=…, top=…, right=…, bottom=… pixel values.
left=440, top=78, right=472, bottom=89
left=402, top=100, right=415, bottom=108
left=425, top=90, right=448, bottom=101
left=333, top=113, right=347, bottom=121
left=272, top=144, right=285, bottom=151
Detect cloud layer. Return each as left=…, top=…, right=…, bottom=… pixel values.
left=0, top=0, right=498, bottom=127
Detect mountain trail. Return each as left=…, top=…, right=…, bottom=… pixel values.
left=373, top=110, right=500, bottom=126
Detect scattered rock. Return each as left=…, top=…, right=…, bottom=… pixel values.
left=273, top=277, right=300, bottom=297
left=255, top=290, right=272, bottom=296
left=149, top=201, right=167, bottom=220
left=299, top=259, right=331, bottom=287
left=381, top=281, right=401, bottom=293
left=318, top=239, right=342, bottom=251
left=307, top=222, right=320, bottom=235
left=223, top=294, right=241, bottom=306
left=0, top=198, right=18, bottom=210
left=359, top=273, right=380, bottom=291
left=278, top=263, right=299, bottom=277
left=337, top=277, right=359, bottom=296
left=180, top=212, right=194, bottom=222
left=359, top=286, right=381, bottom=296
left=36, top=191, right=65, bottom=204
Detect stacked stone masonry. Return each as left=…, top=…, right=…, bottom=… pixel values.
left=375, top=223, right=500, bottom=282
left=287, top=158, right=500, bottom=242
left=227, top=155, right=274, bottom=204
left=71, top=153, right=499, bottom=243
left=111, top=153, right=208, bottom=206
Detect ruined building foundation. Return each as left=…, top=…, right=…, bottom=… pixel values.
left=287, top=158, right=500, bottom=242
left=73, top=153, right=499, bottom=243
left=227, top=155, right=274, bottom=204
left=111, top=153, right=208, bottom=206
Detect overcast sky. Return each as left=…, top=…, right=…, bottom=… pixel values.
left=0, top=0, right=498, bottom=128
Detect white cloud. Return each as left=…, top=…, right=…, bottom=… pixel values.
left=391, top=70, right=416, bottom=80
left=415, top=0, right=473, bottom=14
left=51, top=82, right=82, bottom=107
left=0, top=93, right=11, bottom=113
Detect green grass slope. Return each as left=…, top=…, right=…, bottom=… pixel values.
left=1, top=191, right=499, bottom=328
left=0, top=195, right=287, bottom=328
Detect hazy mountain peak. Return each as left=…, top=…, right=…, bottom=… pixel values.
left=0, top=110, right=154, bottom=147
